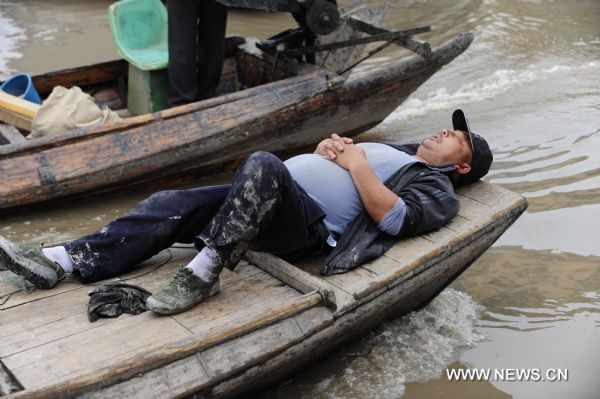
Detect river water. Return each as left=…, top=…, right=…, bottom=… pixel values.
left=0, top=0, right=598, bottom=398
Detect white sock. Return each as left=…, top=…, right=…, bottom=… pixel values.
left=185, top=246, right=221, bottom=282
left=42, top=246, right=74, bottom=273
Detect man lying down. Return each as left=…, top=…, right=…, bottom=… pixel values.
left=0, top=109, right=492, bottom=315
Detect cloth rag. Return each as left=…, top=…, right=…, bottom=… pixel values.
left=30, top=85, right=120, bottom=138
left=87, top=283, right=152, bottom=322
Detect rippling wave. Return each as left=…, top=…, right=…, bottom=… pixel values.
left=381, top=61, right=598, bottom=124
left=275, top=289, right=484, bottom=399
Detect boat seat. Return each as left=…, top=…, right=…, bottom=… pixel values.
left=108, top=0, right=169, bottom=114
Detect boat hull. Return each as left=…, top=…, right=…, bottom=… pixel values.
left=0, top=182, right=527, bottom=398
left=0, top=33, right=473, bottom=211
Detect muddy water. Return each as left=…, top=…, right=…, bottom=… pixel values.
left=1, top=0, right=599, bottom=398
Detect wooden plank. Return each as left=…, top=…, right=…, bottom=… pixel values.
left=352, top=236, right=439, bottom=300
left=456, top=181, right=511, bottom=207
left=31, top=60, right=128, bottom=95
left=5, top=294, right=321, bottom=398
left=1, top=253, right=321, bottom=397
left=293, top=254, right=368, bottom=314
left=456, top=192, right=492, bottom=220
left=423, top=225, right=459, bottom=244
left=245, top=251, right=336, bottom=307
left=172, top=270, right=302, bottom=334
left=82, top=354, right=211, bottom=399
left=324, top=266, right=379, bottom=293
left=81, top=307, right=333, bottom=399
left=0, top=360, right=22, bottom=396
left=0, top=284, right=91, bottom=355
left=0, top=123, right=26, bottom=145
left=4, top=311, right=193, bottom=390
left=0, top=274, right=116, bottom=311
left=0, top=91, right=40, bottom=131
left=199, top=317, right=304, bottom=379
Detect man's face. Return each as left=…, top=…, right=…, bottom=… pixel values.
left=417, top=129, right=473, bottom=170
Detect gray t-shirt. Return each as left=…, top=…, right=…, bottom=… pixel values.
left=284, top=142, right=418, bottom=239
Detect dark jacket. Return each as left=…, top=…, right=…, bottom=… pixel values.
left=321, top=143, right=460, bottom=275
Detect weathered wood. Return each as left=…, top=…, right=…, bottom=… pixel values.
left=2, top=257, right=322, bottom=398
left=0, top=91, right=40, bottom=131
left=245, top=250, right=337, bottom=307
left=0, top=360, right=22, bottom=396
left=209, top=198, right=528, bottom=399
left=79, top=307, right=334, bottom=399
left=352, top=184, right=526, bottom=300
left=0, top=123, right=26, bottom=145
left=0, top=33, right=474, bottom=211
left=31, top=60, right=128, bottom=96
left=0, top=184, right=526, bottom=398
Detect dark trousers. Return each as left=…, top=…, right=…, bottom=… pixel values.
left=65, top=153, right=327, bottom=283
left=167, top=0, right=228, bottom=106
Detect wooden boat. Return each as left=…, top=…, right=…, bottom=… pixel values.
left=0, top=182, right=527, bottom=398
left=0, top=26, right=474, bottom=211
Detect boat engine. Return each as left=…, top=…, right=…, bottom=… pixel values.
left=216, top=0, right=340, bottom=36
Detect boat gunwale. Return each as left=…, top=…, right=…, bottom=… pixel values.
left=0, top=32, right=473, bottom=160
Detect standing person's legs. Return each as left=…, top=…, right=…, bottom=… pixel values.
left=196, top=0, right=228, bottom=100
left=167, top=0, right=202, bottom=106
left=147, top=152, right=327, bottom=314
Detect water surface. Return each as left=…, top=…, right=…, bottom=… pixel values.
left=0, top=0, right=598, bottom=398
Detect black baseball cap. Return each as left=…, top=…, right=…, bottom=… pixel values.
left=452, top=109, right=493, bottom=185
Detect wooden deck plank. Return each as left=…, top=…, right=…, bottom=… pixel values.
left=1, top=285, right=104, bottom=356
left=0, top=276, right=110, bottom=311
left=245, top=251, right=337, bottom=307
left=423, top=225, right=458, bottom=244
left=456, top=181, right=511, bottom=206
left=82, top=307, right=334, bottom=399
left=4, top=312, right=193, bottom=390
left=82, top=355, right=211, bottom=399
left=323, top=266, right=379, bottom=295
left=172, top=271, right=299, bottom=334
left=456, top=193, right=492, bottom=220
left=200, top=317, right=304, bottom=379
left=0, top=123, right=26, bottom=145
left=320, top=184, right=515, bottom=301
left=4, top=286, right=321, bottom=397
left=383, top=236, right=438, bottom=263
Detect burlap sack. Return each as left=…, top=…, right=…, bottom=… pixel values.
left=29, top=86, right=120, bottom=138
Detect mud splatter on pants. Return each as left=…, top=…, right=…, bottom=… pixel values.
left=64, top=152, right=327, bottom=282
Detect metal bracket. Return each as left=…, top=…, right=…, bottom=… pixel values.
left=277, top=25, right=431, bottom=59
left=347, top=17, right=431, bottom=56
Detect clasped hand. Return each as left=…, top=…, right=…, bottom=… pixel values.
left=314, top=134, right=367, bottom=171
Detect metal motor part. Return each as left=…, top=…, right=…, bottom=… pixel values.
left=216, top=0, right=340, bottom=35
left=301, top=0, right=340, bottom=35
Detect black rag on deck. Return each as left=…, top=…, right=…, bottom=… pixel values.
left=87, top=283, right=152, bottom=322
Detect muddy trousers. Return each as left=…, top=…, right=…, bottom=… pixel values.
left=64, top=152, right=327, bottom=283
